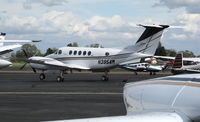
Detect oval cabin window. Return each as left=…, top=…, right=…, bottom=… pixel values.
left=105, top=52, right=109, bottom=56
left=74, top=51, right=77, bottom=55
left=88, top=51, right=91, bottom=56
left=78, top=51, right=82, bottom=55
left=83, top=51, right=86, bottom=56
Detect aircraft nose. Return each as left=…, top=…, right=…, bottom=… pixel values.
left=0, top=59, right=12, bottom=68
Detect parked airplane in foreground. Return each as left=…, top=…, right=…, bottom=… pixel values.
left=49, top=74, right=200, bottom=122
left=171, top=53, right=200, bottom=74
left=21, top=24, right=169, bottom=82
left=122, top=62, right=164, bottom=75
left=0, top=32, right=41, bottom=69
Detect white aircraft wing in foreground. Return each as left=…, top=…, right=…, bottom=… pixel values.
left=48, top=74, right=200, bottom=122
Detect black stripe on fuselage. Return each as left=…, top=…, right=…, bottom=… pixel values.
left=53, top=53, right=133, bottom=61
left=137, top=28, right=164, bottom=43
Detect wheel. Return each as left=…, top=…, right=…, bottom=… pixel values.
left=135, top=72, right=138, bottom=75
left=57, top=76, right=64, bottom=82
left=101, top=75, right=109, bottom=81
left=150, top=72, right=152, bottom=75
left=39, top=73, right=45, bottom=80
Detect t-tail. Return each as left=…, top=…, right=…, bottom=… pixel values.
left=172, top=53, right=183, bottom=69
left=0, top=32, right=6, bottom=46
left=124, top=24, right=169, bottom=56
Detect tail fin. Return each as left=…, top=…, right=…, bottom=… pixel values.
left=130, top=24, right=169, bottom=55
left=0, top=32, right=6, bottom=46
left=0, top=32, right=6, bottom=40
left=173, top=53, right=183, bottom=69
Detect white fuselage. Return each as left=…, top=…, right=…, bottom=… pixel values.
left=30, top=47, right=149, bottom=71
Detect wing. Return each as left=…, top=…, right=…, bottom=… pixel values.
left=155, top=56, right=200, bottom=62
left=28, top=57, right=90, bottom=70
left=1, top=40, right=41, bottom=43
left=0, top=44, right=21, bottom=55
left=47, top=112, right=190, bottom=122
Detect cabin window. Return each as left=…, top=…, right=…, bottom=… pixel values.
left=58, top=50, right=62, bottom=55
left=74, top=50, right=77, bottom=55
left=69, top=50, right=72, bottom=55
left=83, top=51, right=86, bottom=56
left=105, top=52, right=109, bottom=56
left=88, top=51, right=91, bottom=56
left=78, top=51, right=82, bottom=55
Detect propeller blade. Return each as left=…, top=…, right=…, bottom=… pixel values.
left=22, top=49, right=28, bottom=58
left=31, top=67, right=37, bottom=73
left=20, top=63, right=27, bottom=70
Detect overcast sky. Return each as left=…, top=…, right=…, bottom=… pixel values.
left=1, top=0, right=200, bottom=54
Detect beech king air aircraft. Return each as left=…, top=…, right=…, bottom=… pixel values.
left=49, top=74, right=200, bottom=122
left=22, top=24, right=169, bottom=82
left=0, top=32, right=41, bottom=69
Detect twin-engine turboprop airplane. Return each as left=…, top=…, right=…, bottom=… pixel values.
left=121, top=62, right=164, bottom=75
left=0, top=32, right=41, bottom=69
left=48, top=74, right=200, bottom=122
left=21, top=24, right=169, bottom=82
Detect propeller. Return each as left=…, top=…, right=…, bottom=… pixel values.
left=19, top=49, right=37, bottom=73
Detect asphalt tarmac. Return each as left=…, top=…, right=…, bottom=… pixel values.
left=0, top=72, right=171, bottom=122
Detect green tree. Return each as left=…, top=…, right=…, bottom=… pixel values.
left=16, top=44, right=42, bottom=58
left=155, top=42, right=166, bottom=56
left=165, top=49, right=177, bottom=56
left=67, top=42, right=78, bottom=47
left=179, top=50, right=195, bottom=57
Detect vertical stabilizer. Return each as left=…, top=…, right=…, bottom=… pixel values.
left=0, top=32, right=6, bottom=46
left=124, top=24, right=169, bottom=55
left=173, top=53, right=183, bottom=69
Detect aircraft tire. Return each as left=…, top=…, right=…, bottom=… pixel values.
left=101, top=75, right=109, bottom=81
left=57, top=76, right=64, bottom=82
left=39, top=73, right=45, bottom=80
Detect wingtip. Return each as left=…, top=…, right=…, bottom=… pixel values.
left=31, top=40, right=42, bottom=42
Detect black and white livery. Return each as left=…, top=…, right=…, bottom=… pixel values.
left=22, top=24, right=169, bottom=82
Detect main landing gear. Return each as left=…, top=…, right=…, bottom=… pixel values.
left=57, top=71, right=64, bottom=82
left=39, top=73, right=46, bottom=80
left=38, top=71, right=64, bottom=82
left=101, top=70, right=109, bottom=81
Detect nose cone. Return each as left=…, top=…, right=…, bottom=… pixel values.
left=0, top=59, right=12, bottom=69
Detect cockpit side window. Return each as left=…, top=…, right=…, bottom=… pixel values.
left=88, top=51, right=91, bottom=56
left=58, top=50, right=62, bottom=55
